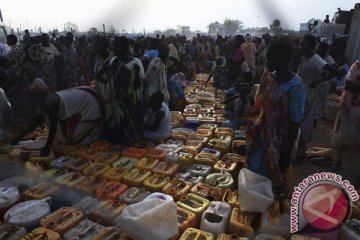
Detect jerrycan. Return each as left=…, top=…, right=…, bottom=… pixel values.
left=175, top=172, right=204, bottom=185
left=75, top=176, right=107, bottom=195
left=135, top=157, right=159, bottom=171
left=119, top=187, right=151, bottom=205
left=184, top=140, right=203, bottom=153
left=231, top=140, right=246, bottom=155
left=89, top=140, right=112, bottom=151
left=71, top=196, right=99, bottom=216
left=21, top=227, right=61, bottom=240
left=93, top=152, right=119, bottom=165
left=64, top=158, right=90, bottom=173
left=152, top=161, right=179, bottom=177
left=143, top=192, right=174, bottom=202
left=24, top=182, right=58, bottom=200
left=162, top=178, right=192, bottom=201
left=63, top=219, right=104, bottom=240
left=0, top=223, right=27, bottom=240
left=112, top=157, right=137, bottom=170
left=143, top=174, right=170, bottom=192
left=179, top=228, right=214, bottom=240
left=187, top=164, right=212, bottom=177
left=229, top=208, right=259, bottom=240
left=214, top=127, right=233, bottom=138
left=205, top=172, right=234, bottom=190
left=200, top=148, right=221, bottom=159
left=190, top=182, right=224, bottom=201
left=29, top=151, right=55, bottom=168
left=121, top=147, right=146, bottom=159
left=177, top=193, right=210, bottom=219
left=92, top=227, right=132, bottom=240
left=234, top=130, right=246, bottom=141
left=40, top=207, right=84, bottom=236
left=0, top=186, right=21, bottom=221
left=176, top=207, right=198, bottom=235
left=4, top=198, right=51, bottom=231
left=201, top=201, right=232, bottom=237
left=122, top=169, right=152, bottom=188
left=82, top=162, right=110, bottom=177
left=144, top=148, right=166, bottom=161
left=178, top=152, right=195, bottom=171
left=133, top=140, right=156, bottom=149
left=95, top=181, right=128, bottom=201
left=89, top=200, right=126, bottom=226
left=102, top=167, right=129, bottom=182
left=77, top=148, right=101, bottom=161
left=222, top=189, right=240, bottom=209
left=38, top=168, right=67, bottom=183
left=55, top=172, right=85, bottom=188
left=194, top=153, right=218, bottom=166
left=217, top=234, right=249, bottom=240
left=50, top=156, right=74, bottom=170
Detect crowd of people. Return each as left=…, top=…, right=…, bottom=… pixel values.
left=0, top=28, right=358, bottom=197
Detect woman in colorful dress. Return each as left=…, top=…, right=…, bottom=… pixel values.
left=246, top=41, right=304, bottom=197
left=96, top=36, right=145, bottom=145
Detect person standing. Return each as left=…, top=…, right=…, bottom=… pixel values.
left=296, top=35, right=339, bottom=164
left=242, top=34, right=257, bottom=78
left=246, top=40, right=304, bottom=197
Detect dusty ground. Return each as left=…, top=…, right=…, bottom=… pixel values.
left=293, top=119, right=360, bottom=190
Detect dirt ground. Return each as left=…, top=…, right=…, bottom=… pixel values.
left=293, top=119, right=360, bottom=190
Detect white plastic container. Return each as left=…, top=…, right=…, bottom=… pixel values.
left=63, top=219, right=104, bottom=240
left=175, top=172, right=204, bottom=185
left=187, top=164, right=212, bottom=177
left=205, top=173, right=234, bottom=190
left=0, top=186, right=20, bottom=209
left=4, top=198, right=51, bottom=230
left=200, top=201, right=231, bottom=237
left=143, top=192, right=174, bottom=202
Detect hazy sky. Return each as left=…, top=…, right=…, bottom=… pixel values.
left=1, top=0, right=359, bottom=33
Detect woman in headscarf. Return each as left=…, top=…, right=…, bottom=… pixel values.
left=246, top=40, right=304, bottom=197
left=242, top=34, right=257, bottom=78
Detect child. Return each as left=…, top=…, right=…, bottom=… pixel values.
left=143, top=92, right=171, bottom=142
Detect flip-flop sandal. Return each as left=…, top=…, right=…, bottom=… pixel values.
left=309, top=156, right=333, bottom=166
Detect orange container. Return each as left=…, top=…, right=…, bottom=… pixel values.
left=24, top=182, right=59, bottom=200
left=22, top=227, right=61, bottom=240
left=215, top=127, right=233, bottom=138
left=217, top=233, right=248, bottom=240
left=64, top=158, right=90, bottom=173
left=89, top=200, right=127, bottom=226
left=93, top=152, right=119, bottom=164
left=162, top=178, right=193, bottom=201
left=199, top=117, right=217, bottom=125
left=196, top=129, right=213, bottom=139
left=214, top=160, right=238, bottom=174
left=75, top=176, right=107, bottom=195
left=194, top=153, right=218, bottom=166
left=229, top=208, right=258, bottom=239
left=78, top=148, right=102, bottom=161
left=121, top=147, right=146, bottom=159
left=222, top=189, right=240, bottom=208
left=232, top=140, right=247, bottom=155
left=122, top=168, right=152, bottom=188
left=178, top=146, right=199, bottom=156
left=177, top=207, right=198, bottom=234
left=95, top=181, right=128, bottom=201
left=62, top=146, right=87, bottom=158
left=222, top=153, right=246, bottom=164
left=216, top=117, right=226, bottom=126
left=102, top=167, right=129, bottom=182
left=184, top=140, right=203, bottom=153
left=112, top=157, right=137, bottom=170
left=152, top=162, right=180, bottom=177
left=179, top=227, right=214, bottom=240
left=207, top=138, right=231, bottom=156
left=143, top=174, right=170, bottom=192
left=190, top=182, right=224, bottom=201
left=188, top=135, right=210, bottom=146
left=55, top=172, right=86, bottom=188
left=198, top=124, right=217, bottom=132
left=135, top=157, right=159, bottom=171
left=145, top=148, right=167, bottom=161
left=82, top=162, right=110, bottom=177
left=40, top=207, right=84, bottom=236
left=119, top=187, right=151, bottom=205
left=89, top=140, right=112, bottom=151
left=178, top=152, right=195, bottom=171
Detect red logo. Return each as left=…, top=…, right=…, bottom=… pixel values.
left=301, top=183, right=349, bottom=230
